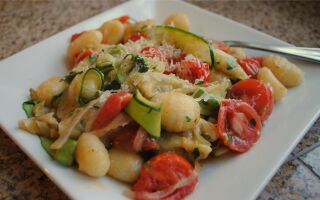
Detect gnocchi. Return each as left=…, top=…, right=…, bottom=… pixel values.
left=100, top=20, right=125, bottom=44
left=108, top=148, right=143, bottom=183
left=257, top=67, right=288, bottom=101
left=262, top=54, right=304, bottom=87
left=123, top=22, right=135, bottom=42
left=155, top=92, right=200, bottom=133
left=134, top=19, right=155, bottom=32
left=32, top=76, right=67, bottom=106
left=67, top=30, right=103, bottom=66
left=76, top=133, right=110, bottom=177
left=214, top=49, right=249, bottom=80
left=164, top=13, right=191, bottom=31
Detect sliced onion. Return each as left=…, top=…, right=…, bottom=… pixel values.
left=132, top=170, right=198, bottom=200
left=86, top=113, right=132, bottom=137
left=50, top=99, right=98, bottom=149
left=133, top=127, right=147, bottom=152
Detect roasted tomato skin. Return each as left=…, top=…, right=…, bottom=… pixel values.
left=228, top=79, right=273, bottom=121
left=129, top=33, right=148, bottom=42
left=90, top=92, right=132, bottom=131
left=118, top=15, right=130, bottom=23
left=71, top=31, right=84, bottom=42
left=133, top=153, right=198, bottom=200
left=217, top=100, right=262, bottom=152
left=175, top=59, right=210, bottom=84
left=141, top=46, right=167, bottom=63
left=74, top=49, right=93, bottom=64
left=112, top=124, right=159, bottom=152
left=237, top=57, right=263, bottom=78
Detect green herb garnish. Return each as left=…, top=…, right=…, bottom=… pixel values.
left=186, top=116, right=191, bottom=122
left=193, top=148, right=200, bottom=159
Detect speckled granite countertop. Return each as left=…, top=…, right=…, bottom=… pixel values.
left=0, top=0, right=319, bottom=200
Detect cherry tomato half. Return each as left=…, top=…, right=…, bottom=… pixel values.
left=133, top=153, right=198, bottom=200
left=228, top=79, right=273, bottom=121
left=90, top=92, right=132, bottom=131
left=74, top=49, right=93, bottom=65
left=175, top=59, right=210, bottom=84
left=237, top=57, right=263, bottom=78
left=141, top=46, right=167, bottom=63
left=217, top=100, right=262, bottom=152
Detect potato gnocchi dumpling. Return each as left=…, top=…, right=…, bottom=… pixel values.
left=262, top=54, right=304, bottom=87
left=214, top=49, right=249, bottom=80
left=108, top=148, right=143, bottom=183
left=164, top=13, right=191, bottom=31
left=76, top=133, right=110, bottom=177
left=156, top=92, right=200, bottom=133
left=31, top=76, right=67, bottom=106
left=67, top=30, right=103, bottom=66
left=257, top=67, right=287, bottom=102
left=100, top=20, right=125, bottom=44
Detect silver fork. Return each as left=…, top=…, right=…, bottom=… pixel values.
left=224, top=40, right=320, bottom=63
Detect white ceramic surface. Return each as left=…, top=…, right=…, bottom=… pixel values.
left=0, top=0, right=319, bottom=199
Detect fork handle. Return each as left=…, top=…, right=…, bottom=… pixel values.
left=224, top=41, right=320, bottom=63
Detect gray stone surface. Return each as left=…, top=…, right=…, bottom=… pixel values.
left=0, top=0, right=319, bottom=200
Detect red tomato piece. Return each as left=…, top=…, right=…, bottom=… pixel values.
left=166, top=52, right=186, bottom=65
left=133, top=153, right=198, bottom=200
left=129, top=33, right=148, bottom=42
left=71, top=31, right=84, bottom=42
left=118, top=15, right=130, bottom=23
left=74, top=49, right=93, bottom=64
left=91, top=92, right=132, bottom=131
left=163, top=53, right=185, bottom=75
left=112, top=123, right=140, bottom=151
left=237, top=57, right=263, bottom=78
left=217, top=100, right=262, bottom=152
left=228, top=79, right=273, bottom=121
left=141, top=136, right=160, bottom=151
left=211, top=40, right=230, bottom=53
left=252, top=56, right=263, bottom=66
left=141, top=46, right=167, bottom=63
left=112, top=124, right=159, bottom=152
left=163, top=67, right=177, bottom=75
left=175, top=59, right=210, bottom=84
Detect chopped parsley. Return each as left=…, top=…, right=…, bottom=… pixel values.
left=134, top=56, right=148, bottom=72
left=104, top=80, right=121, bottom=90
left=186, top=116, right=191, bottom=122
left=193, top=148, right=200, bottom=159
left=88, top=54, right=97, bottom=63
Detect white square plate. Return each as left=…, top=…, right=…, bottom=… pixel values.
left=0, top=0, right=319, bottom=199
